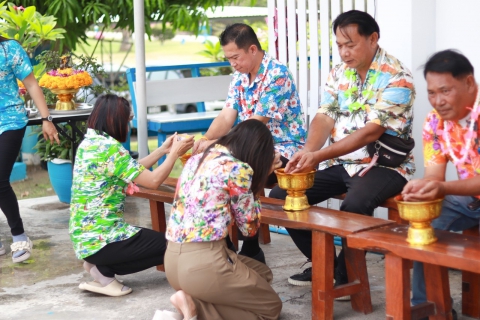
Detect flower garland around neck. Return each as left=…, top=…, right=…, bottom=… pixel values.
left=442, top=90, right=480, bottom=166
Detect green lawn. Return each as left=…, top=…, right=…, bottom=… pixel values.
left=76, top=38, right=210, bottom=67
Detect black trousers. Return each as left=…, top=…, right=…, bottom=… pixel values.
left=0, top=127, right=26, bottom=236
left=239, top=156, right=289, bottom=256
left=84, top=228, right=167, bottom=278
left=269, top=165, right=407, bottom=277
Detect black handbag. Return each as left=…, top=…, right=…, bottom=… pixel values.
left=366, top=134, right=415, bottom=168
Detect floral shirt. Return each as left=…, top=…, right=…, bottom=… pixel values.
left=0, top=40, right=31, bottom=135
left=69, top=129, right=145, bottom=259
left=318, top=47, right=416, bottom=180
left=224, top=53, right=306, bottom=159
left=166, top=145, right=261, bottom=243
left=423, top=109, right=480, bottom=198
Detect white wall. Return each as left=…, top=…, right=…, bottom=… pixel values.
left=375, top=0, right=480, bottom=180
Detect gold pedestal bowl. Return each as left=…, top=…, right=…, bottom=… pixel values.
left=395, top=196, right=444, bottom=245
left=50, top=88, right=80, bottom=111
left=274, top=168, right=316, bottom=211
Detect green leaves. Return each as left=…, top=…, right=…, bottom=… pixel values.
left=34, top=122, right=86, bottom=161
left=0, top=2, right=65, bottom=56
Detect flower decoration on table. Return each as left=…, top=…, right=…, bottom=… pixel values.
left=39, top=55, right=93, bottom=111
left=17, top=79, right=26, bottom=96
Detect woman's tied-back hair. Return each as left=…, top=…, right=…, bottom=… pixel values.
left=423, top=49, right=474, bottom=79
left=219, top=23, right=262, bottom=52
left=198, top=119, right=274, bottom=195
left=333, top=10, right=380, bottom=39
left=87, top=94, right=131, bottom=142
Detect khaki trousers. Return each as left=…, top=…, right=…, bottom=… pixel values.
left=165, top=240, right=282, bottom=320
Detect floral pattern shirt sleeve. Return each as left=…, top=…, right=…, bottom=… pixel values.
left=166, top=145, right=260, bottom=243
left=0, top=40, right=32, bottom=134
left=224, top=53, right=306, bottom=159
left=69, top=129, right=145, bottom=259
left=318, top=47, right=415, bottom=180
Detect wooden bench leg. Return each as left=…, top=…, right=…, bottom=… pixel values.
left=149, top=200, right=166, bottom=271
left=462, top=226, right=480, bottom=319
left=258, top=223, right=271, bottom=244
left=385, top=253, right=411, bottom=319
left=424, top=263, right=453, bottom=320
left=344, top=246, right=373, bottom=314
left=228, top=222, right=270, bottom=250
left=312, top=231, right=334, bottom=320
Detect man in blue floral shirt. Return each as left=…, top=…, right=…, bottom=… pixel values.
left=193, top=23, right=306, bottom=161
left=193, top=23, right=306, bottom=264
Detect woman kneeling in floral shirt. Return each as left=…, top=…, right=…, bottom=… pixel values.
left=69, top=94, right=193, bottom=297
left=159, top=120, right=283, bottom=320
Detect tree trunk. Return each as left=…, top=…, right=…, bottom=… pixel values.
left=119, top=29, right=132, bottom=52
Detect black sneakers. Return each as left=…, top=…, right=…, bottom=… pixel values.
left=287, top=260, right=351, bottom=301
left=288, top=266, right=312, bottom=286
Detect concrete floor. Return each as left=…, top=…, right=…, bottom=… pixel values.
left=0, top=195, right=473, bottom=320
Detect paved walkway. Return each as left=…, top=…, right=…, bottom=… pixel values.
left=0, top=196, right=472, bottom=319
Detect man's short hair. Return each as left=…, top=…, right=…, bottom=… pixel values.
left=333, top=10, right=380, bottom=39
left=423, top=50, right=474, bottom=79
left=219, top=23, right=262, bottom=51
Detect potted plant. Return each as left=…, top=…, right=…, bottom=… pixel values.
left=33, top=122, right=86, bottom=203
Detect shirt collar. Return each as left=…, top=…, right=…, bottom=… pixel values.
left=85, top=128, right=116, bottom=141
left=240, top=52, right=270, bottom=89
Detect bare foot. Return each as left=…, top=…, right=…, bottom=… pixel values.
left=170, top=290, right=197, bottom=320
left=83, top=261, right=95, bottom=273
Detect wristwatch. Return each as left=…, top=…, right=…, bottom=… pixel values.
left=41, top=115, right=53, bottom=122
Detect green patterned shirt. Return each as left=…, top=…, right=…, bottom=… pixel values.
left=69, top=129, right=145, bottom=259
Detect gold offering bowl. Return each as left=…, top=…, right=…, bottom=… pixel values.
left=274, top=168, right=316, bottom=211
left=179, top=153, right=192, bottom=166
left=50, top=88, right=80, bottom=111
left=394, top=196, right=444, bottom=245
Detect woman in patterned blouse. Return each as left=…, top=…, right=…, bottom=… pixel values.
left=161, top=120, right=283, bottom=320
left=70, top=94, right=193, bottom=297
left=0, top=36, right=59, bottom=263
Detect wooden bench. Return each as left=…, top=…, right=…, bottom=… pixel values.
left=347, top=224, right=480, bottom=320
left=126, top=63, right=231, bottom=164
left=334, top=194, right=480, bottom=318
left=260, top=197, right=394, bottom=319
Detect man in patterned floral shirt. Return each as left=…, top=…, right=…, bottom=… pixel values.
left=270, top=10, right=416, bottom=291
left=402, top=50, right=478, bottom=316
left=193, top=23, right=306, bottom=264
left=193, top=23, right=306, bottom=163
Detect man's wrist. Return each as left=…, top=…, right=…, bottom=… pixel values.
left=312, top=150, right=323, bottom=165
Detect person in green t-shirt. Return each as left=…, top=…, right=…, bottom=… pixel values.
left=70, top=94, right=193, bottom=297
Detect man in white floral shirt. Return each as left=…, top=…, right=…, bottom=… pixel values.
left=270, top=10, right=416, bottom=292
